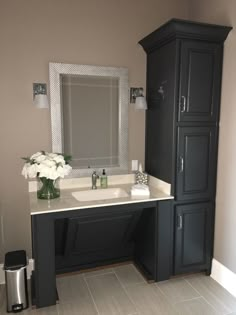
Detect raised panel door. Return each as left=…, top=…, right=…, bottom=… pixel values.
left=176, top=126, right=217, bottom=201
left=178, top=40, right=221, bottom=122
left=175, top=202, right=213, bottom=274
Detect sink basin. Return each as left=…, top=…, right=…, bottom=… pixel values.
left=72, top=188, right=129, bottom=202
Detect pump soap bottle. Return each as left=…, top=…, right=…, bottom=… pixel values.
left=100, top=169, right=108, bottom=188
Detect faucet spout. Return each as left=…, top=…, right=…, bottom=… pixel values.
left=91, top=171, right=99, bottom=189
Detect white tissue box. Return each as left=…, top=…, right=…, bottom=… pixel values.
left=131, top=184, right=150, bottom=197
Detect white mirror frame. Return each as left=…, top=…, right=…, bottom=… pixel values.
left=49, top=62, right=129, bottom=177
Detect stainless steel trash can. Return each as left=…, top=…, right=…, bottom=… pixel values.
left=4, top=250, right=29, bottom=313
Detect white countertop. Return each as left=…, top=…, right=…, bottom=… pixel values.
left=29, top=175, right=173, bottom=215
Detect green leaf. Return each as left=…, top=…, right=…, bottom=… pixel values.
left=21, top=157, right=31, bottom=163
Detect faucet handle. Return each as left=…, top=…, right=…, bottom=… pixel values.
left=92, top=170, right=99, bottom=177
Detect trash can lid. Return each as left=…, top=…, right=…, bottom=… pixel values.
left=4, top=250, right=27, bottom=270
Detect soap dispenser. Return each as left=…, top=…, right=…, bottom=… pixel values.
left=100, top=169, right=108, bottom=188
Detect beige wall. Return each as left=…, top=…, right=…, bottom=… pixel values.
left=0, top=0, right=188, bottom=263
left=189, top=0, right=236, bottom=273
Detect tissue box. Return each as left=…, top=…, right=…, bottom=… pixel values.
left=131, top=184, right=150, bottom=197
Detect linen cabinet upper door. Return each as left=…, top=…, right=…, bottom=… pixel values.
left=178, top=41, right=222, bottom=122
left=176, top=126, right=217, bottom=201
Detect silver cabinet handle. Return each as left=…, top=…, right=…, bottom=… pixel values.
left=179, top=156, right=184, bottom=173
left=180, top=96, right=186, bottom=112
left=177, top=214, right=183, bottom=230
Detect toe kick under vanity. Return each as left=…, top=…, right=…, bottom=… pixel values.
left=30, top=175, right=173, bottom=308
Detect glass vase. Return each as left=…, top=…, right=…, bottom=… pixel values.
left=37, top=177, right=60, bottom=200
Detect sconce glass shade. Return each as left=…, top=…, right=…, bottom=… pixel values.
left=33, top=94, right=49, bottom=109
left=135, top=96, right=147, bottom=110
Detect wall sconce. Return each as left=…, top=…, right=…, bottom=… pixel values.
left=130, top=87, right=147, bottom=110
left=148, top=85, right=165, bottom=105
left=33, top=83, right=49, bottom=109
left=157, top=86, right=165, bottom=99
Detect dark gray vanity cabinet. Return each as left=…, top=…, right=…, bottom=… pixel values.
left=32, top=200, right=173, bottom=308
left=140, top=19, right=231, bottom=275
left=53, top=201, right=173, bottom=282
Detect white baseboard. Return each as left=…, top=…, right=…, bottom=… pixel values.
left=0, top=259, right=34, bottom=284
left=211, top=258, right=236, bottom=298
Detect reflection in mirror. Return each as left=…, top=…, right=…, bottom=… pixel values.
left=61, top=74, right=119, bottom=168
left=49, top=63, right=129, bottom=177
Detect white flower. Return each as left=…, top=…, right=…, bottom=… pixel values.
left=48, top=165, right=59, bottom=180
left=27, top=164, right=38, bottom=178
left=48, top=153, right=57, bottom=159
left=37, top=164, right=50, bottom=178
left=41, top=159, right=56, bottom=168
left=56, top=165, right=66, bottom=178
left=22, top=151, right=72, bottom=180
left=56, top=164, right=72, bottom=178
left=38, top=165, right=58, bottom=180
left=21, top=163, right=38, bottom=179
left=64, top=164, right=72, bottom=176
left=53, top=155, right=65, bottom=165
left=34, top=154, right=46, bottom=163
left=30, top=151, right=43, bottom=160
left=21, top=163, right=30, bottom=179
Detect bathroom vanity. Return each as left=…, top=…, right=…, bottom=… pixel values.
left=30, top=176, right=173, bottom=308
left=29, top=18, right=233, bottom=310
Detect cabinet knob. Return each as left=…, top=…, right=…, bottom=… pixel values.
left=180, top=96, right=186, bottom=112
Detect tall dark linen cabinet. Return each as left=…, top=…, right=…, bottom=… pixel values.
left=139, top=19, right=232, bottom=275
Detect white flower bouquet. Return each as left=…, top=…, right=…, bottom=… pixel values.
left=22, top=151, right=72, bottom=199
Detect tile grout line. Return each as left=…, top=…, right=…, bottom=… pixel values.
left=174, top=295, right=205, bottom=305
left=83, top=269, right=115, bottom=279
left=185, top=277, right=235, bottom=313
left=155, top=277, right=203, bottom=305
left=153, top=283, right=181, bottom=314
left=184, top=277, right=231, bottom=314
left=117, top=275, right=179, bottom=315
left=113, top=269, right=142, bottom=315
left=154, top=282, right=175, bottom=302
left=82, top=274, right=101, bottom=315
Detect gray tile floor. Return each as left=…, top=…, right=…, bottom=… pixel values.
left=1, top=263, right=236, bottom=315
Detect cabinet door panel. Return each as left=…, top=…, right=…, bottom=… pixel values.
left=178, top=40, right=221, bottom=122
left=175, top=203, right=213, bottom=274
left=64, top=210, right=142, bottom=259
left=176, top=126, right=216, bottom=201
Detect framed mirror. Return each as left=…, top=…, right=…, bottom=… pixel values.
left=49, top=63, right=129, bottom=177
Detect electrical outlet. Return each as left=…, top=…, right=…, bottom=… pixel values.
left=131, top=160, right=138, bottom=171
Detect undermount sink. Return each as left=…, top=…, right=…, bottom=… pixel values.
left=72, top=188, right=129, bottom=202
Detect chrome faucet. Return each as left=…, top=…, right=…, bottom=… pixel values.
left=91, top=171, right=99, bottom=189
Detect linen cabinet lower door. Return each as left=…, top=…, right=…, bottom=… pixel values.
left=174, top=202, right=213, bottom=275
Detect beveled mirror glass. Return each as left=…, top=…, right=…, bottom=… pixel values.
left=49, top=63, right=129, bottom=177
